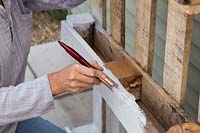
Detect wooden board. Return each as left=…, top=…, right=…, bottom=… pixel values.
left=190, top=0, right=200, bottom=5
left=134, top=0, right=157, bottom=73
left=176, top=0, right=200, bottom=5
left=172, top=0, right=200, bottom=14
left=163, top=0, right=194, bottom=106
left=142, top=76, right=192, bottom=129
left=110, top=0, right=125, bottom=47
left=93, top=27, right=193, bottom=128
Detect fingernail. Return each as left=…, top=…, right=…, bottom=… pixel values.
left=91, top=73, right=94, bottom=76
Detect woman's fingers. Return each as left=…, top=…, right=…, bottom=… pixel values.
left=74, top=64, right=96, bottom=77
left=74, top=73, right=100, bottom=84
left=90, top=61, right=103, bottom=71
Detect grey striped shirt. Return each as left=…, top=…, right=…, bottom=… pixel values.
left=0, top=0, right=85, bottom=132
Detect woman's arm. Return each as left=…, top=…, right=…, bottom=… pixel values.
left=0, top=61, right=102, bottom=125
left=0, top=75, right=54, bottom=126
left=23, top=0, right=86, bottom=10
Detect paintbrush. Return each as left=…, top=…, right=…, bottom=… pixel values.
left=58, top=41, right=118, bottom=90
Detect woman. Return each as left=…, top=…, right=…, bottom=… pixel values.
left=0, top=0, right=102, bottom=132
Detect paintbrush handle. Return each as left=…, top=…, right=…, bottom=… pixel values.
left=58, top=41, right=117, bottom=89
left=58, top=41, right=96, bottom=69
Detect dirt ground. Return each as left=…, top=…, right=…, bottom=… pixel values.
left=32, top=11, right=61, bottom=45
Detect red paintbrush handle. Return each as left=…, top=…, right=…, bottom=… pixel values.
left=58, top=41, right=96, bottom=69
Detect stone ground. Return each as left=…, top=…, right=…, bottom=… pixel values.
left=32, top=11, right=61, bottom=45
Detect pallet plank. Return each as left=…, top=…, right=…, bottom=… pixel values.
left=163, top=0, right=194, bottom=106
left=110, top=0, right=125, bottom=47
left=142, top=76, right=192, bottom=129
left=134, top=0, right=157, bottom=73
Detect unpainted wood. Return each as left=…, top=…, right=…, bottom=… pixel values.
left=172, top=0, right=200, bottom=14
left=142, top=77, right=192, bottom=129
left=102, top=0, right=106, bottom=29
left=176, top=0, right=200, bottom=5
left=110, top=0, right=125, bottom=47
left=190, top=0, right=200, bottom=5
left=138, top=102, right=166, bottom=133
left=134, top=0, right=157, bottom=73
left=93, top=27, right=193, bottom=128
left=163, top=0, right=194, bottom=106
left=167, top=122, right=200, bottom=133
left=105, top=60, right=140, bottom=79
left=105, top=60, right=142, bottom=100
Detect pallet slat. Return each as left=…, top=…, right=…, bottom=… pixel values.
left=134, top=0, right=157, bottom=73
left=110, top=0, right=125, bottom=47
left=163, top=0, right=194, bottom=106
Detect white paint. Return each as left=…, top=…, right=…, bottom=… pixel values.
left=61, top=20, right=146, bottom=133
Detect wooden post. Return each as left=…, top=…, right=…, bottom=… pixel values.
left=163, top=0, right=193, bottom=106
left=110, top=0, right=125, bottom=47
left=134, top=0, right=157, bottom=73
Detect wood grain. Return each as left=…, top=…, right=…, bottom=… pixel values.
left=93, top=27, right=193, bottom=128
left=134, top=0, right=157, bottom=73
left=105, top=60, right=142, bottom=100
left=176, top=0, right=200, bottom=5
left=142, top=77, right=192, bottom=129
left=163, top=0, right=194, bottom=106
left=110, top=0, right=125, bottom=47
left=171, top=0, right=200, bottom=14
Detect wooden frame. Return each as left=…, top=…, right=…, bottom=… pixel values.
left=90, top=0, right=200, bottom=130
left=61, top=21, right=146, bottom=133
left=61, top=0, right=200, bottom=131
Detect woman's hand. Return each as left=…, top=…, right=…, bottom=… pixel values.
left=48, top=61, right=103, bottom=96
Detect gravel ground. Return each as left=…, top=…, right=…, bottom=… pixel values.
left=32, top=11, right=61, bottom=45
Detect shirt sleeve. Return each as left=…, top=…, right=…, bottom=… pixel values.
left=0, top=75, right=55, bottom=126
left=23, top=0, right=86, bottom=10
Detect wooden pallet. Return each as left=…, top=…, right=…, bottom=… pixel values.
left=90, top=0, right=200, bottom=131
left=60, top=0, right=200, bottom=132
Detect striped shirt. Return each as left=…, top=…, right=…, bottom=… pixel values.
left=0, top=0, right=84, bottom=132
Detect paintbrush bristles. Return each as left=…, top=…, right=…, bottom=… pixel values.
left=95, top=71, right=118, bottom=89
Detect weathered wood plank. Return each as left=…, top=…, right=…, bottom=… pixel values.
left=172, top=0, right=200, bottom=14
left=134, top=0, right=157, bottom=73
left=102, top=0, right=106, bottom=29
left=176, top=0, right=200, bottom=5
left=142, top=76, right=192, bottom=129
left=110, top=0, right=125, bottom=47
left=190, top=0, right=200, bottom=5
left=163, top=0, right=194, bottom=106
left=93, top=27, right=193, bottom=128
